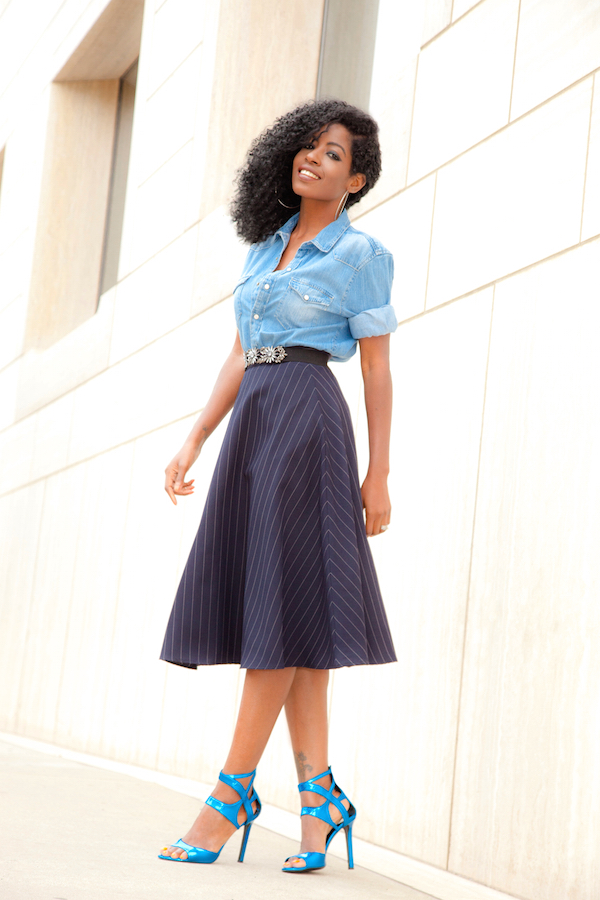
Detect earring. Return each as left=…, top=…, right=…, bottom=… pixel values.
left=278, top=197, right=300, bottom=209
left=335, top=190, right=350, bottom=220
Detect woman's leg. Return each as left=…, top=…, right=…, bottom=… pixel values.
left=283, top=667, right=349, bottom=868
left=164, top=667, right=296, bottom=859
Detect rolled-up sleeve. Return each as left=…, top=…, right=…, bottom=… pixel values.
left=344, top=252, right=398, bottom=339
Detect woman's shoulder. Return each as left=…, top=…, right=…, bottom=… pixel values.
left=335, top=221, right=392, bottom=270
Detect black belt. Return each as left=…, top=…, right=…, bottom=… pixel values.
left=244, top=345, right=330, bottom=369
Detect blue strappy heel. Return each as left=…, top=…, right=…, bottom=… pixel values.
left=159, top=769, right=261, bottom=864
left=282, top=767, right=356, bottom=873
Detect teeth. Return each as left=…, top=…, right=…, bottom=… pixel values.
left=300, top=169, right=319, bottom=179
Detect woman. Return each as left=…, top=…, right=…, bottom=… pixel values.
left=158, top=98, right=397, bottom=873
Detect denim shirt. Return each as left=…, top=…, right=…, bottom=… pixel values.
left=233, top=210, right=397, bottom=363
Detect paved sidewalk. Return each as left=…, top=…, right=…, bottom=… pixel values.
left=0, top=740, right=434, bottom=900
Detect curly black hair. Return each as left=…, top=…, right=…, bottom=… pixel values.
left=229, top=99, right=382, bottom=245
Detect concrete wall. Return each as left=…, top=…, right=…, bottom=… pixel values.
left=1, top=1, right=600, bottom=898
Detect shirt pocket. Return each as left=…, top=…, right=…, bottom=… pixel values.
left=275, top=278, right=335, bottom=329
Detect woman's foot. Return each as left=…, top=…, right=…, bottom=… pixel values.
left=160, top=775, right=258, bottom=860
left=284, top=779, right=351, bottom=870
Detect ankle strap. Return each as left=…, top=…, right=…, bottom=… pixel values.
left=297, top=767, right=353, bottom=830
left=205, top=769, right=260, bottom=828
left=297, top=766, right=332, bottom=792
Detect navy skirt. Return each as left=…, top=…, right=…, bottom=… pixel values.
left=160, top=360, right=397, bottom=670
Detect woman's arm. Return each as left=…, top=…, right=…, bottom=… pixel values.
left=164, top=332, right=245, bottom=504
left=359, top=334, right=392, bottom=537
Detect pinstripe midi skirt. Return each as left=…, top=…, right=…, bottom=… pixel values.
left=160, top=360, right=397, bottom=670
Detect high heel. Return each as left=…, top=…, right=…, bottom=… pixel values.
left=159, top=769, right=261, bottom=864
left=282, top=766, right=356, bottom=874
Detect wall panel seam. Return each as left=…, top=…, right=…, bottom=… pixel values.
left=353, top=67, right=600, bottom=225
left=136, top=135, right=193, bottom=189
left=422, top=170, right=437, bottom=311
left=404, top=52, right=419, bottom=188
left=0, top=0, right=70, bottom=104
left=12, top=478, right=47, bottom=730
left=445, top=282, right=496, bottom=869
left=0, top=407, right=204, bottom=501
left=393, top=230, right=600, bottom=328
left=579, top=72, right=596, bottom=243
left=421, top=0, right=486, bottom=50
left=507, top=0, right=522, bottom=122
left=145, top=40, right=204, bottom=102
left=98, top=442, right=139, bottom=754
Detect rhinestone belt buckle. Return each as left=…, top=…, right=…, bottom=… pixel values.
left=244, top=346, right=287, bottom=369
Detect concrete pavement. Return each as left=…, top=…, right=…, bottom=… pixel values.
left=0, top=740, right=435, bottom=900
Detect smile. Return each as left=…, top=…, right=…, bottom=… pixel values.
left=298, top=168, right=320, bottom=180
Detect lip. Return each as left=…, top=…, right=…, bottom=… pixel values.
left=297, top=166, right=321, bottom=181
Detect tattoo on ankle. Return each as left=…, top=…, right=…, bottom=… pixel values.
left=295, top=751, right=313, bottom=779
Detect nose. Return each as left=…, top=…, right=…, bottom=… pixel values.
left=305, top=146, right=320, bottom=165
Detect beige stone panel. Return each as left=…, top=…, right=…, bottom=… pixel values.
left=55, top=0, right=144, bottom=81
left=54, top=444, right=134, bottom=753
left=0, top=92, right=50, bottom=285
left=179, top=1, right=220, bottom=230
left=329, top=290, right=493, bottom=862
left=0, top=0, right=61, bottom=99
left=353, top=176, right=436, bottom=322
left=25, top=80, right=119, bottom=350
left=128, top=140, right=194, bottom=271
left=191, top=207, right=249, bottom=318
left=581, top=74, right=600, bottom=242
left=68, top=299, right=234, bottom=466
left=137, top=45, right=202, bottom=184
left=427, top=79, right=592, bottom=308
left=145, top=0, right=206, bottom=96
left=98, top=421, right=201, bottom=766
left=0, top=234, right=31, bottom=313
left=408, top=0, right=519, bottom=184
left=109, top=226, right=196, bottom=365
left=0, top=358, right=18, bottom=430
left=199, top=0, right=325, bottom=217
left=449, top=239, right=600, bottom=900
left=511, top=0, right=600, bottom=121
left=16, top=287, right=115, bottom=420
left=0, top=295, right=26, bottom=369
left=422, top=0, right=453, bottom=45
left=0, top=481, right=45, bottom=732
left=16, top=464, right=87, bottom=742
left=0, top=410, right=36, bottom=493
left=453, top=0, right=483, bottom=19
left=28, top=392, right=75, bottom=484
left=360, top=59, right=418, bottom=214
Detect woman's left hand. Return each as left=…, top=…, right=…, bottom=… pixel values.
left=361, top=472, right=391, bottom=537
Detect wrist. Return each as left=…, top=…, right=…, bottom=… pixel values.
left=365, top=465, right=389, bottom=480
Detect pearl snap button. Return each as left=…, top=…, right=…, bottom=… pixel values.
left=253, top=314, right=259, bottom=320
left=264, top=283, right=270, bottom=289
left=304, top=294, right=309, bottom=300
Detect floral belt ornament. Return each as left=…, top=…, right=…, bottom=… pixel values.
left=244, top=346, right=287, bottom=368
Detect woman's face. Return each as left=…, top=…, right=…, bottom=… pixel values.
left=291, top=122, right=366, bottom=203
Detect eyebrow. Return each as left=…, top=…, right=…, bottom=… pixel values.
left=311, top=129, right=347, bottom=157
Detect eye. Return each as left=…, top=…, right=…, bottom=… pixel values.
left=327, top=151, right=341, bottom=161
left=303, top=142, right=315, bottom=150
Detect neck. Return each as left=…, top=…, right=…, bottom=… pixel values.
left=292, top=197, right=344, bottom=241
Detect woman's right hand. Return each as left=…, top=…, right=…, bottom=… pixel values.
left=164, top=443, right=200, bottom=505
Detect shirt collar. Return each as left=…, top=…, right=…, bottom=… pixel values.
left=275, top=210, right=351, bottom=252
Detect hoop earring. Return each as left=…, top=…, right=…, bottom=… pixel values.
left=278, top=197, right=301, bottom=209
left=335, top=190, right=350, bottom=220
